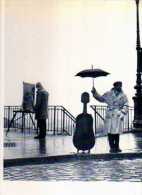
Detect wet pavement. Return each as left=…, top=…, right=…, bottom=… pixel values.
left=4, top=131, right=142, bottom=160
left=3, top=130, right=142, bottom=181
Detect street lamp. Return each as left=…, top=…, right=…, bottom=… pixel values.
left=133, top=0, right=142, bottom=129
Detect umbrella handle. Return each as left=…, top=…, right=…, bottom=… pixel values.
left=91, top=64, right=94, bottom=88
left=92, top=78, right=94, bottom=88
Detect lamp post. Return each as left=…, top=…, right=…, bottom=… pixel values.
left=133, top=0, right=142, bottom=129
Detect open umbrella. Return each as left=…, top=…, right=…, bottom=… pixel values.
left=75, top=65, right=110, bottom=87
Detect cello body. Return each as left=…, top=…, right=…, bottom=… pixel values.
left=73, top=92, right=95, bottom=152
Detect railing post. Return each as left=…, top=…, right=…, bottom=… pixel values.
left=53, top=106, right=56, bottom=135
left=127, top=108, right=130, bottom=132
left=8, top=106, right=10, bottom=129
left=62, top=109, right=65, bottom=135
left=21, top=112, right=25, bottom=133
left=94, top=106, right=97, bottom=135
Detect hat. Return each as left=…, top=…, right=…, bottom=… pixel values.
left=36, top=82, right=43, bottom=89
left=113, top=81, right=122, bottom=87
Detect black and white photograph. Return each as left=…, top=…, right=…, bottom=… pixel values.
left=1, top=0, right=142, bottom=194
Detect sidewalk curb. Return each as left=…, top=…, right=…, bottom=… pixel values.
left=4, top=152, right=142, bottom=167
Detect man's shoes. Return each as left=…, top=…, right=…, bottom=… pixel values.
left=115, top=148, right=122, bottom=153
left=109, top=148, right=116, bottom=153
left=34, top=135, right=45, bottom=139
left=109, top=148, right=122, bottom=153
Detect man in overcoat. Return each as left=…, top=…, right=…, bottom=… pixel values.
left=91, top=81, right=128, bottom=152
left=34, top=82, right=49, bottom=139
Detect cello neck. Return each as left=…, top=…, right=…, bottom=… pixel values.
left=83, top=103, right=87, bottom=114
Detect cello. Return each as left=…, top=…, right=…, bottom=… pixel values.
left=73, top=92, right=95, bottom=153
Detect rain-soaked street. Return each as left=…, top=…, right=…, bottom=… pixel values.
left=4, top=131, right=142, bottom=181
left=4, top=158, right=142, bottom=181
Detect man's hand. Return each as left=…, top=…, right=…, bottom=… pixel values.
left=91, top=87, right=96, bottom=96
left=117, top=111, right=124, bottom=120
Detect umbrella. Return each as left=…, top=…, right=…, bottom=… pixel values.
left=75, top=66, right=110, bottom=87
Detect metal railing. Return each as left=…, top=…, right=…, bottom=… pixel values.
left=90, top=105, right=134, bottom=136
left=4, top=105, right=134, bottom=137
left=4, top=106, right=76, bottom=136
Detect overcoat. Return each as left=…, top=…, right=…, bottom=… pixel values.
left=35, top=89, right=49, bottom=120
left=93, top=88, right=128, bottom=134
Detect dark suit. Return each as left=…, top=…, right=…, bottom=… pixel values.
left=35, top=89, right=49, bottom=138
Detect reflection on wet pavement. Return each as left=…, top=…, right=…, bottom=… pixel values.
left=4, top=132, right=142, bottom=160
